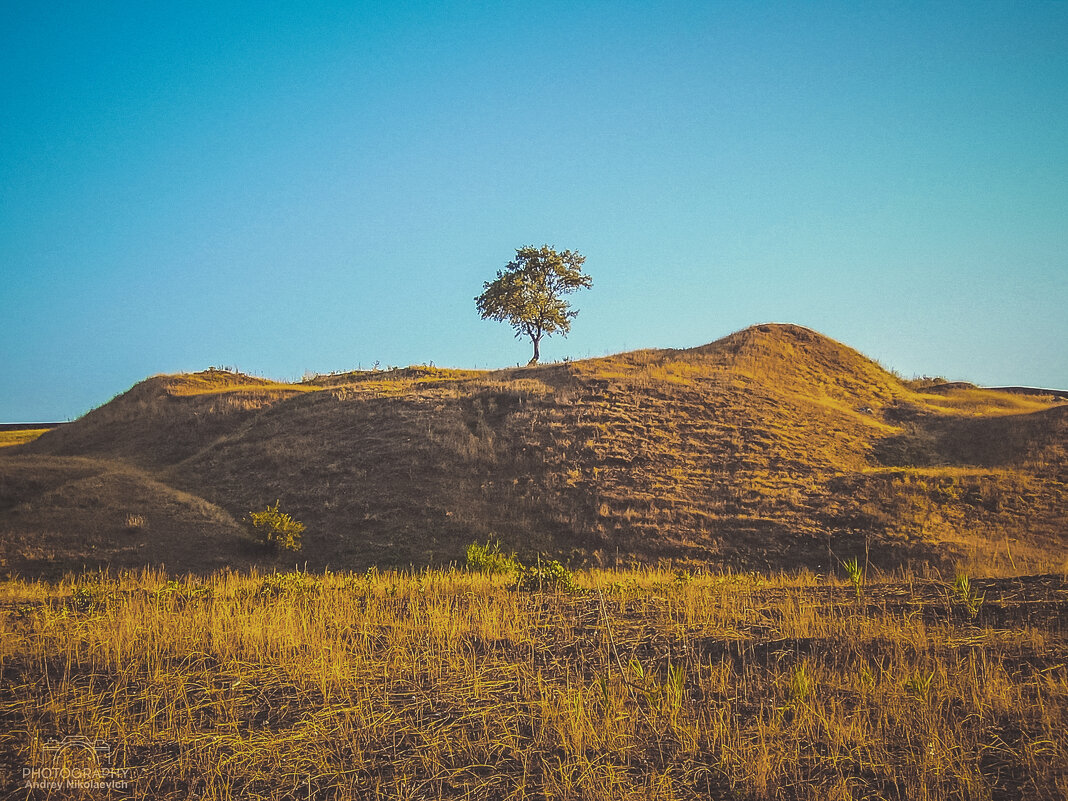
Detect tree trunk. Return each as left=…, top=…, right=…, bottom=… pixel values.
left=529, top=335, right=541, bottom=365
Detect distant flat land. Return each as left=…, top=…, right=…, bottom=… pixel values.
left=0, top=423, right=64, bottom=449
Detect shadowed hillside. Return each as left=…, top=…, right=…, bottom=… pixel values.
left=2, top=324, right=1065, bottom=576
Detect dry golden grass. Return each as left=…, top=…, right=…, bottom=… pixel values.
left=0, top=429, right=49, bottom=449
left=4, top=324, right=1065, bottom=576
left=168, top=383, right=317, bottom=398
left=921, top=393, right=1051, bottom=417
left=2, top=567, right=1066, bottom=799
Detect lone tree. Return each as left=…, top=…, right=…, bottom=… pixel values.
left=475, top=245, right=592, bottom=364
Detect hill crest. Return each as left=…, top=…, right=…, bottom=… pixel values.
left=2, top=324, right=1065, bottom=577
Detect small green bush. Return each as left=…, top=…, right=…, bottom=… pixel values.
left=463, top=541, right=581, bottom=592
left=248, top=501, right=305, bottom=552
left=465, top=540, right=521, bottom=575
left=515, top=558, right=580, bottom=592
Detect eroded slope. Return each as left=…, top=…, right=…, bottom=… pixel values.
left=5, top=324, right=1065, bottom=574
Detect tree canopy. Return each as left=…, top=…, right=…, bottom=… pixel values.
left=475, top=246, right=592, bottom=364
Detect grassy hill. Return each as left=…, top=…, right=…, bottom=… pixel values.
left=2, top=324, right=1065, bottom=577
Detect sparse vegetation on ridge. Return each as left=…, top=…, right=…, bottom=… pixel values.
left=1, top=323, right=1065, bottom=577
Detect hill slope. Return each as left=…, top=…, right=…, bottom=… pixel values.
left=2, top=324, right=1065, bottom=576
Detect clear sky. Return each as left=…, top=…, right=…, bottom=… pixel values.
left=2, top=1, right=1066, bottom=421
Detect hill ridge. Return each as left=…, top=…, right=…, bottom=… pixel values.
left=2, top=324, right=1065, bottom=577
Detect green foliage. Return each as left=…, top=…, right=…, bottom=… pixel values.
left=515, top=558, right=580, bottom=592
left=904, top=670, right=935, bottom=699
left=843, top=557, right=864, bottom=601
left=663, top=661, right=687, bottom=716
left=778, top=662, right=813, bottom=711
left=154, top=579, right=213, bottom=607
left=465, top=540, right=521, bottom=575
left=248, top=501, right=305, bottom=552
left=475, top=245, right=591, bottom=364
left=668, top=569, right=694, bottom=587
left=951, top=573, right=985, bottom=618
left=255, top=571, right=321, bottom=599
left=604, top=578, right=642, bottom=595
left=464, top=540, right=578, bottom=592
left=626, top=659, right=688, bottom=719
left=68, top=577, right=116, bottom=613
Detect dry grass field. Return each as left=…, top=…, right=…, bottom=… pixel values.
left=1, top=324, right=1064, bottom=797
left=3, top=565, right=1067, bottom=799
left=0, top=430, right=50, bottom=450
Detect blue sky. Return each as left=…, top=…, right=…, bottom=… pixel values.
left=2, top=1, right=1066, bottom=421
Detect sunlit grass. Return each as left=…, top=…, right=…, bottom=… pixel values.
left=0, top=429, right=50, bottom=448
left=3, top=567, right=1065, bottom=799
left=920, top=388, right=1057, bottom=417
left=169, top=382, right=319, bottom=397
